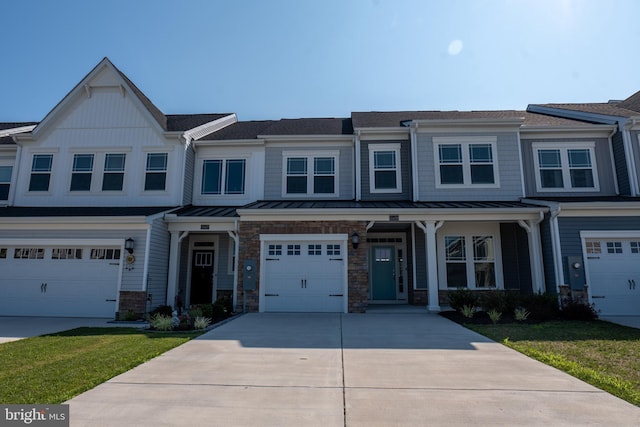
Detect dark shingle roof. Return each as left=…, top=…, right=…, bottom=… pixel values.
left=351, top=110, right=590, bottom=128
left=166, top=114, right=233, bottom=132
left=0, top=206, right=176, bottom=218
left=530, top=89, right=640, bottom=119
left=203, top=118, right=353, bottom=140
left=0, top=122, right=38, bottom=145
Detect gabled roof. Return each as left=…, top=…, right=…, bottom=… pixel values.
left=351, top=110, right=590, bottom=128
left=31, top=58, right=233, bottom=136
left=203, top=118, right=352, bottom=140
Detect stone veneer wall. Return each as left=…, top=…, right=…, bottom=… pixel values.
left=118, top=290, right=147, bottom=319
left=237, top=220, right=369, bottom=313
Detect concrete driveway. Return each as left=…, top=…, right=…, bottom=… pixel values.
left=0, top=317, right=144, bottom=344
left=68, top=313, right=640, bottom=426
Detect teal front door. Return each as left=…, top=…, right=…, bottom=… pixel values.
left=371, top=246, right=396, bottom=300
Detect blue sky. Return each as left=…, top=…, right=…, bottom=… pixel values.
left=2, top=0, right=639, bottom=122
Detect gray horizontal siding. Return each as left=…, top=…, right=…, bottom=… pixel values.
left=521, top=137, right=617, bottom=197
left=216, top=233, right=234, bottom=292
left=147, top=217, right=169, bottom=311
left=263, top=145, right=354, bottom=199
left=360, top=140, right=412, bottom=201
left=417, top=132, right=522, bottom=201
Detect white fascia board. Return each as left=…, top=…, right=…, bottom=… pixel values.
left=521, top=125, right=615, bottom=139
left=259, top=135, right=354, bottom=143
left=353, top=127, right=409, bottom=140
left=194, top=139, right=266, bottom=147
left=580, top=230, right=640, bottom=238
left=0, top=220, right=150, bottom=230
left=0, top=125, right=37, bottom=138
left=413, top=118, right=524, bottom=133
left=182, top=114, right=238, bottom=143
left=0, top=238, right=124, bottom=246
left=237, top=208, right=546, bottom=222
left=167, top=221, right=236, bottom=233
left=522, top=198, right=640, bottom=216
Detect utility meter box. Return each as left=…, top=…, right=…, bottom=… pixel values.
left=243, top=259, right=256, bottom=291
left=565, top=256, right=585, bottom=289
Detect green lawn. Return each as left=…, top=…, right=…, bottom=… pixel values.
left=466, top=320, right=640, bottom=406
left=0, top=327, right=203, bottom=404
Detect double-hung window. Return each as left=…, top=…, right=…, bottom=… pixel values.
left=28, top=154, right=54, bottom=192
left=533, top=143, right=598, bottom=191
left=444, top=234, right=496, bottom=289
left=201, top=159, right=246, bottom=195
left=144, top=153, right=168, bottom=191
left=70, top=154, right=94, bottom=191
left=0, top=164, right=12, bottom=201
left=284, top=152, right=338, bottom=196
left=434, top=137, right=498, bottom=187
left=369, top=144, right=401, bottom=193
left=102, top=153, right=126, bottom=191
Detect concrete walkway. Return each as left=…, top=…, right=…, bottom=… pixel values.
left=68, top=313, right=640, bottom=426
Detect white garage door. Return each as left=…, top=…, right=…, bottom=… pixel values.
left=0, top=245, right=120, bottom=318
left=262, top=240, right=346, bottom=312
left=585, top=239, right=640, bottom=316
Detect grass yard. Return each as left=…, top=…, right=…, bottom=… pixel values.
left=0, top=327, right=203, bottom=404
left=466, top=320, right=640, bottom=406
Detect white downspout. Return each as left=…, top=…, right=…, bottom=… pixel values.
left=518, top=211, right=545, bottom=294
left=607, top=125, right=620, bottom=195
left=410, top=123, right=419, bottom=202
left=621, top=120, right=639, bottom=196
left=142, top=225, right=152, bottom=291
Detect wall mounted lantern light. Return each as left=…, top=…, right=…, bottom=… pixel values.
left=125, top=238, right=135, bottom=254
left=351, top=232, right=360, bottom=250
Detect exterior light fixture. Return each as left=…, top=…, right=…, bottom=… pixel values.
left=351, top=232, right=360, bottom=249
left=125, top=238, right=135, bottom=254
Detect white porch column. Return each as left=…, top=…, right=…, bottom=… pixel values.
left=518, top=218, right=546, bottom=294
left=416, top=220, right=443, bottom=312
left=166, top=230, right=188, bottom=306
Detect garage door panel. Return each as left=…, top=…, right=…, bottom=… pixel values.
left=263, top=240, right=345, bottom=313
left=0, top=245, right=120, bottom=318
left=585, top=238, right=640, bottom=316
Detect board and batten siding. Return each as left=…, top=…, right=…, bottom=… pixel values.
left=416, top=132, right=522, bottom=201
left=521, top=137, right=617, bottom=197
left=263, top=145, right=354, bottom=200
left=360, top=140, right=412, bottom=201
left=146, top=217, right=170, bottom=310
left=14, top=87, right=184, bottom=207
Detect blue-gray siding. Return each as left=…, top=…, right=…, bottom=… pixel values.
left=521, top=137, right=617, bottom=197
left=360, top=140, right=412, bottom=201
left=417, top=132, right=523, bottom=201
left=539, top=216, right=556, bottom=293
left=146, top=217, right=170, bottom=311
left=263, top=145, right=354, bottom=199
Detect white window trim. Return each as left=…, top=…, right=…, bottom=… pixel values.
left=0, top=160, right=14, bottom=203
left=437, top=222, right=503, bottom=290
left=433, top=136, right=500, bottom=189
left=200, top=157, right=248, bottom=196
left=282, top=150, right=340, bottom=197
left=101, top=152, right=127, bottom=193
left=144, top=152, right=169, bottom=193
left=532, top=142, right=599, bottom=192
left=368, top=143, right=402, bottom=194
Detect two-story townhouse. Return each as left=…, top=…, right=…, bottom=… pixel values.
left=0, top=58, right=236, bottom=318
left=524, top=94, right=640, bottom=316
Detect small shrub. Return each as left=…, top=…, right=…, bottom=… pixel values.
left=189, top=307, right=203, bottom=318
left=149, top=314, right=174, bottom=331
left=461, top=305, right=476, bottom=318
left=514, top=307, right=530, bottom=322
left=149, top=305, right=173, bottom=317
left=479, top=290, right=520, bottom=314
left=488, top=309, right=502, bottom=324
left=121, top=309, right=137, bottom=321
left=194, top=316, right=212, bottom=330
left=521, top=293, right=559, bottom=321
left=448, top=288, right=479, bottom=312
left=560, top=301, right=598, bottom=321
